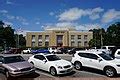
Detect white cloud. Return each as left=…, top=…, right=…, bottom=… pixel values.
left=49, top=12, right=54, bottom=16
left=58, top=7, right=104, bottom=21
left=16, top=16, right=26, bottom=22
left=102, top=9, right=120, bottom=23
left=22, top=22, right=29, bottom=25
left=0, top=10, right=8, bottom=14
left=6, top=0, right=14, bottom=5
left=4, top=21, right=13, bottom=26
left=76, top=24, right=101, bottom=30
left=6, top=15, right=15, bottom=20
left=56, top=22, right=76, bottom=27
left=35, top=22, right=40, bottom=25
left=59, top=8, right=84, bottom=21
left=43, top=22, right=100, bottom=31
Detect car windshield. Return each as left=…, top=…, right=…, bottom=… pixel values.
left=98, top=53, right=113, bottom=60
left=46, top=55, right=61, bottom=61
left=4, top=56, right=25, bottom=64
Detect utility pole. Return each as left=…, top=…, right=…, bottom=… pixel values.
left=100, top=29, right=103, bottom=46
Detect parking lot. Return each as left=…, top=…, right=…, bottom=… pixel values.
left=0, top=54, right=112, bottom=79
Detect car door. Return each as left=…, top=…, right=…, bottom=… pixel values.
left=33, top=55, right=48, bottom=71
left=78, top=53, right=91, bottom=67
left=87, top=53, right=102, bottom=69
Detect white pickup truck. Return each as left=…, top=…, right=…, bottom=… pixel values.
left=22, top=48, right=31, bottom=54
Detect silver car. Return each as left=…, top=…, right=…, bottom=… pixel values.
left=0, top=55, right=35, bottom=78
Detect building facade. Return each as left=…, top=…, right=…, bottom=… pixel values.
left=26, top=27, right=93, bottom=48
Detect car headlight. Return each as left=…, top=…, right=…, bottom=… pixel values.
left=14, top=70, right=20, bottom=72
left=58, top=66, right=63, bottom=69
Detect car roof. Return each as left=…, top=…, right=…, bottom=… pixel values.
left=0, top=54, right=22, bottom=57
left=34, top=53, right=54, bottom=56
left=76, top=50, right=103, bottom=54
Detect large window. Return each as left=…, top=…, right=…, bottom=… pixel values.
left=45, top=35, right=49, bottom=41
left=38, top=42, right=42, bottom=47
left=45, top=42, right=49, bottom=47
left=71, top=35, right=75, bottom=40
left=32, top=42, right=35, bottom=47
left=78, top=35, right=81, bottom=39
left=32, top=35, right=35, bottom=40
left=84, top=41, right=88, bottom=47
left=78, top=41, right=81, bottom=47
left=71, top=41, right=75, bottom=47
left=38, top=35, right=42, bottom=40
left=84, top=35, right=88, bottom=40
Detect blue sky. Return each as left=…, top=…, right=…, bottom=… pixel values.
left=0, top=0, right=120, bottom=34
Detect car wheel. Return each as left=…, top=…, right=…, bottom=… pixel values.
left=30, top=62, right=34, bottom=65
left=5, top=71, right=10, bottom=78
left=52, top=51, right=55, bottom=54
left=50, top=67, right=57, bottom=76
left=104, top=67, right=116, bottom=77
left=74, top=62, right=82, bottom=70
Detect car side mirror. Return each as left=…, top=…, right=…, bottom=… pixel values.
left=43, top=59, right=47, bottom=63
left=97, top=58, right=102, bottom=62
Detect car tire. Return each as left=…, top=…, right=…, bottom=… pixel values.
left=30, top=62, right=34, bottom=65
left=5, top=71, right=10, bottom=78
left=52, top=51, right=55, bottom=54
left=50, top=67, right=57, bottom=76
left=104, top=67, right=116, bottom=77
left=74, top=61, right=82, bottom=70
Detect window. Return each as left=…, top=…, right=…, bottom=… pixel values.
left=71, top=41, right=75, bottom=47
left=78, top=53, right=99, bottom=60
left=84, top=41, right=88, bottom=47
left=0, top=56, right=3, bottom=62
left=78, top=35, right=81, bottom=39
left=78, top=53, right=89, bottom=58
left=32, top=35, right=35, bottom=40
left=38, top=35, right=42, bottom=40
left=88, top=53, right=99, bottom=60
left=102, top=47, right=106, bottom=49
left=34, top=55, right=46, bottom=60
left=45, top=35, right=49, bottom=40
left=84, top=35, right=88, bottom=40
left=38, top=42, right=42, bottom=46
left=71, top=35, right=75, bottom=40
left=117, top=52, right=120, bottom=55
left=78, top=41, right=81, bottom=47
left=45, top=42, right=49, bottom=47
left=32, top=42, right=35, bottom=47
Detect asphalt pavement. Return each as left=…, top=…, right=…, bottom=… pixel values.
left=0, top=53, right=120, bottom=79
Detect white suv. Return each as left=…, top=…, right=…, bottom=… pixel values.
left=28, top=53, right=73, bottom=76
left=71, top=50, right=120, bottom=77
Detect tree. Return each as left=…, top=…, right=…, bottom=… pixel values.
left=105, top=22, right=120, bottom=46
left=0, top=21, right=26, bottom=49
left=89, top=28, right=105, bottom=47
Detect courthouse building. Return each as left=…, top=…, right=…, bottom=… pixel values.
left=26, top=27, right=93, bottom=48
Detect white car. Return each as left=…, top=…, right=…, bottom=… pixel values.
left=71, top=50, right=120, bottom=77
left=22, top=48, right=31, bottom=54
left=28, top=53, right=73, bottom=76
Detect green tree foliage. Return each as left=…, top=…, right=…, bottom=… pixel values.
left=89, top=28, right=105, bottom=47
left=0, top=21, right=26, bottom=49
left=105, top=22, right=120, bottom=46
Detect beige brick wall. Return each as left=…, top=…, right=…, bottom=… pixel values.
left=26, top=30, right=93, bottom=47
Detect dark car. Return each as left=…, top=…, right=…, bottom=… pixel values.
left=31, top=49, right=51, bottom=54
left=2, top=48, right=22, bottom=54
left=68, top=48, right=84, bottom=54
left=0, top=55, right=35, bottom=78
